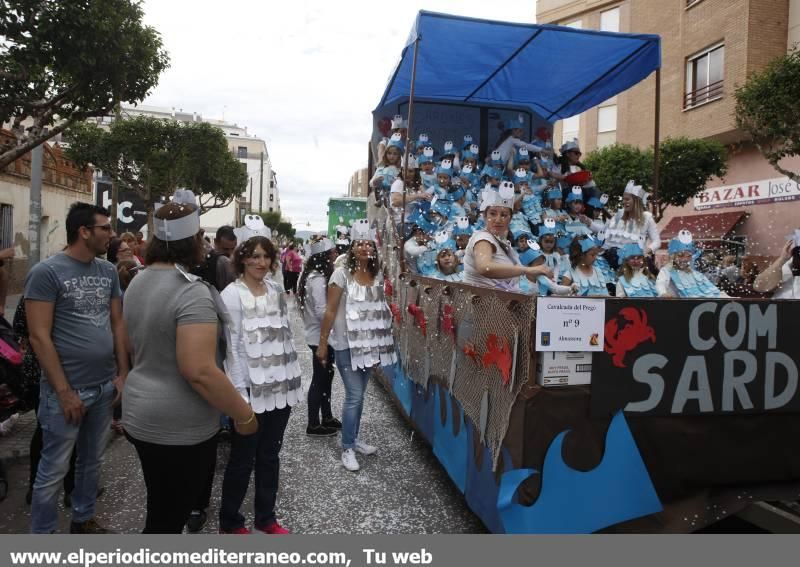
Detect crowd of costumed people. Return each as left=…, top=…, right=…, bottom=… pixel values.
left=366, top=113, right=800, bottom=299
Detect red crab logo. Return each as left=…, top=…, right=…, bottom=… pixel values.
left=604, top=307, right=656, bottom=368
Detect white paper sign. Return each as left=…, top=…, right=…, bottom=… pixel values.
left=535, top=297, right=606, bottom=351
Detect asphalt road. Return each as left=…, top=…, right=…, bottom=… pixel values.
left=0, top=295, right=485, bottom=534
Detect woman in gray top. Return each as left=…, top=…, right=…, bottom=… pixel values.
left=122, top=198, right=257, bottom=534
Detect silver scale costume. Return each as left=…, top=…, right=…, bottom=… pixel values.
left=225, top=279, right=303, bottom=413
left=344, top=273, right=397, bottom=371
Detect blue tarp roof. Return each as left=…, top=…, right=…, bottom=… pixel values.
left=376, top=11, right=661, bottom=122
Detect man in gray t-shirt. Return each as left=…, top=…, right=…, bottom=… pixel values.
left=24, top=203, right=127, bottom=534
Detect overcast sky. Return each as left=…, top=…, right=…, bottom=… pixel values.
left=141, top=1, right=536, bottom=231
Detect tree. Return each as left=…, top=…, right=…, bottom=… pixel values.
left=65, top=116, right=247, bottom=228
left=259, top=211, right=282, bottom=232
left=583, top=138, right=727, bottom=222
left=0, top=0, right=169, bottom=169
left=276, top=221, right=296, bottom=241
left=735, top=48, right=800, bottom=182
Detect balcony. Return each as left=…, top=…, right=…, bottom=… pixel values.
left=683, top=80, right=723, bottom=110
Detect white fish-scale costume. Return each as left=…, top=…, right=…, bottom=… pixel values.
left=223, top=279, right=303, bottom=412
left=344, top=273, right=397, bottom=371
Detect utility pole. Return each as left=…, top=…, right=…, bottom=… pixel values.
left=259, top=151, right=264, bottom=213
left=110, top=102, right=122, bottom=231
left=249, top=177, right=253, bottom=212
left=27, top=142, right=44, bottom=270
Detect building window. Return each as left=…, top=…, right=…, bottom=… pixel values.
left=600, top=7, right=620, bottom=32
left=565, top=19, right=582, bottom=29
left=237, top=146, right=248, bottom=158
left=561, top=115, right=580, bottom=147
left=685, top=44, right=724, bottom=109
left=0, top=204, right=12, bottom=249
left=269, top=207, right=274, bottom=212
left=270, top=194, right=274, bottom=202
left=597, top=104, right=617, bottom=148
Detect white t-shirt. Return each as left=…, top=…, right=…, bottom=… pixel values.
left=463, top=230, right=521, bottom=291
left=301, top=271, right=328, bottom=346
left=773, top=261, right=800, bottom=299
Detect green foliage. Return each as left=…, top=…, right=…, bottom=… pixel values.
left=0, top=0, right=169, bottom=168
left=735, top=48, right=800, bottom=181
left=259, top=211, right=283, bottom=231
left=256, top=211, right=296, bottom=243
left=583, top=138, right=727, bottom=221
left=582, top=144, right=651, bottom=208
left=65, top=116, right=247, bottom=215
left=276, top=221, right=296, bottom=241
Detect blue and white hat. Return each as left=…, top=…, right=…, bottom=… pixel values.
left=435, top=158, right=454, bottom=178
left=417, top=133, right=430, bottom=144
left=449, top=187, right=466, bottom=201
left=433, top=229, right=457, bottom=253
left=560, top=139, right=580, bottom=154
left=513, top=168, right=531, bottom=186
left=579, top=236, right=602, bottom=254
left=565, top=186, right=584, bottom=204
left=539, top=218, right=558, bottom=237
left=504, top=114, right=525, bottom=131
left=452, top=216, right=474, bottom=237
left=519, top=242, right=544, bottom=266
left=557, top=235, right=574, bottom=251
left=418, top=146, right=435, bottom=165
left=461, top=144, right=480, bottom=162
left=668, top=229, right=695, bottom=255
left=618, top=242, right=645, bottom=263
left=488, top=150, right=504, bottom=168
left=430, top=198, right=451, bottom=218
left=441, top=140, right=456, bottom=157
left=481, top=164, right=503, bottom=179
left=462, top=135, right=474, bottom=150
left=514, top=147, right=532, bottom=165
left=546, top=187, right=563, bottom=201
left=386, top=132, right=405, bottom=152
left=391, top=114, right=408, bottom=130
left=512, top=228, right=534, bottom=243
left=587, top=193, right=609, bottom=209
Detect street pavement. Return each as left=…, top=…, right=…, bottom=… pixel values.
left=0, top=293, right=485, bottom=534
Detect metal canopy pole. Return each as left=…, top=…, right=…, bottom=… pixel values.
left=652, top=68, right=662, bottom=217
left=400, top=35, right=421, bottom=274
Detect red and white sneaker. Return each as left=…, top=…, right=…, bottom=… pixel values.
left=219, top=527, right=251, bottom=534
left=255, top=521, right=290, bottom=535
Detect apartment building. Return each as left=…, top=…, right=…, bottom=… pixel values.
left=114, top=105, right=280, bottom=232
left=348, top=168, right=369, bottom=198
left=537, top=0, right=799, bottom=257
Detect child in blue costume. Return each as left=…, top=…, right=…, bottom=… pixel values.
left=563, top=186, right=594, bottom=238
left=418, top=146, right=437, bottom=190
left=518, top=243, right=576, bottom=295
left=431, top=159, right=454, bottom=200
left=542, top=187, right=569, bottom=234
left=656, top=231, right=726, bottom=298
left=511, top=228, right=534, bottom=254
left=538, top=220, right=562, bottom=275
left=432, top=238, right=464, bottom=282
left=514, top=168, right=543, bottom=227
left=561, top=237, right=609, bottom=297
left=480, top=164, right=503, bottom=190
left=451, top=216, right=473, bottom=261
left=615, top=242, right=657, bottom=297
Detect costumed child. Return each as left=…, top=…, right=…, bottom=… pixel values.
left=451, top=216, right=473, bottom=260
left=561, top=236, right=609, bottom=297
left=377, top=114, right=407, bottom=162
left=480, top=164, right=503, bottom=189
left=538, top=219, right=562, bottom=273
left=512, top=228, right=534, bottom=254
left=542, top=187, right=569, bottom=234
left=615, top=240, right=657, bottom=297
left=432, top=159, right=454, bottom=200
left=586, top=193, right=610, bottom=233
left=563, top=186, right=594, bottom=238
left=371, top=133, right=404, bottom=199
left=494, top=115, right=545, bottom=164
left=656, top=231, right=725, bottom=298
left=518, top=242, right=577, bottom=296
left=418, top=146, right=437, bottom=189
left=432, top=235, right=463, bottom=282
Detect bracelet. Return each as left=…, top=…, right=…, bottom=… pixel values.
left=236, top=411, right=256, bottom=426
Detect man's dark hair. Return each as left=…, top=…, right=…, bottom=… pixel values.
left=145, top=203, right=203, bottom=267
left=66, top=202, right=110, bottom=244
left=232, top=236, right=277, bottom=275
left=215, top=225, right=236, bottom=243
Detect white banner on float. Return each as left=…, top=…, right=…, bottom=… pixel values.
left=693, top=176, right=800, bottom=210
left=535, top=297, right=606, bottom=352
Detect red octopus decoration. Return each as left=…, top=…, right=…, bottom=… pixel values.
left=481, top=334, right=513, bottom=385
left=407, top=304, right=427, bottom=337
left=441, top=303, right=455, bottom=339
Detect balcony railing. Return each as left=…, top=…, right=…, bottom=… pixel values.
left=684, top=79, right=723, bottom=110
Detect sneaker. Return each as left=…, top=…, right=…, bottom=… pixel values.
left=255, top=520, right=290, bottom=535
left=219, top=526, right=251, bottom=535
left=306, top=424, right=338, bottom=437
left=355, top=439, right=377, bottom=456
left=70, top=518, right=115, bottom=534
left=186, top=509, right=207, bottom=533
left=322, top=417, right=342, bottom=430
left=341, top=448, right=360, bottom=472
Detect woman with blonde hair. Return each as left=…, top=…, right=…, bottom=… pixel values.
left=602, top=180, right=661, bottom=270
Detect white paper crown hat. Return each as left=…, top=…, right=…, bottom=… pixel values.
left=480, top=183, right=515, bottom=211
left=309, top=237, right=334, bottom=256
left=350, top=219, right=377, bottom=242
left=154, top=189, right=201, bottom=242
left=624, top=180, right=650, bottom=205
left=233, top=214, right=272, bottom=243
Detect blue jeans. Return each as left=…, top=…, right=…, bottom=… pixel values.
left=31, top=380, right=114, bottom=533
left=334, top=349, right=372, bottom=450
left=219, top=406, right=291, bottom=531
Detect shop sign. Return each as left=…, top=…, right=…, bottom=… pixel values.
left=693, top=177, right=800, bottom=210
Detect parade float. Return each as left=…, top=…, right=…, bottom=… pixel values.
left=368, top=11, right=800, bottom=533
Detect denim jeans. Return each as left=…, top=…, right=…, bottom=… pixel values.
left=334, top=349, right=372, bottom=450
left=31, top=380, right=114, bottom=533
left=219, top=406, right=291, bottom=531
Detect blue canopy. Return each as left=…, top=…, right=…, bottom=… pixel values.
left=376, top=11, right=661, bottom=122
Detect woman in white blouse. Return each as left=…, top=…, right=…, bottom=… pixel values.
left=219, top=236, right=303, bottom=535
left=298, top=238, right=341, bottom=437
left=601, top=180, right=661, bottom=270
